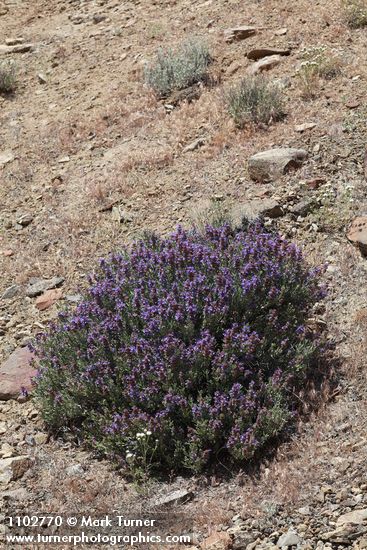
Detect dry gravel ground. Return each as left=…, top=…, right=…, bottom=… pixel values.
left=1, top=0, right=367, bottom=548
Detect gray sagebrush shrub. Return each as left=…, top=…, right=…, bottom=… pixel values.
left=144, top=38, right=212, bottom=98
left=227, top=76, right=285, bottom=128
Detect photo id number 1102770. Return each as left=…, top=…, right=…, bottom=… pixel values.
left=6, top=516, right=63, bottom=528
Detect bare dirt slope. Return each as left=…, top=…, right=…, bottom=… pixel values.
left=1, top=0, right=367, bottom=548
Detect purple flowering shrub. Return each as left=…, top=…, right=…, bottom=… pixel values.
left=33, top=223, right=325, bottom=474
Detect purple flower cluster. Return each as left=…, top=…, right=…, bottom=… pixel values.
left=33, top=223, right=325, bottom=473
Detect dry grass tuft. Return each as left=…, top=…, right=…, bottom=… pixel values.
left=296, top=46, right=342, bottom=99
left=190, top=198, right=234, bottom=230
left=0, top=60, right=17, bottom=93
left=118, top=149, right=174, bottom=174
left=342, top=0, right=367, bottom=27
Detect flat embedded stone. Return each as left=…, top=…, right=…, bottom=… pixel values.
left=35, top=288, right=63, bottom=311
left=0, top=347, right=36, bottom=400
left=247, top=54, right=282, bottom=75
left=0, top=43, right=33, bottom=54
left=337, top=508, right=367, bottom=526
left=347, top=217, right=367, bottom=256
left=154, top=489, right=194, bottom=507
left=275, top=28, right=288, bottom=35
left=322, top=524, right=363, bottom=544
left=201, top=531, right=232, bottom=550
left=0, top=150, right=15, bottom=167
left=25, top=276, right=64, bottom=297
left=1, top=285, right=19, bottom=300
left=0, top=456, right=32, bottom=486
left=290, top=198, right=315, bottom=217
left=183, top=137, right=205, bottom=153
left=224, top=26, right=258, bottom=43
left=247, top=47, right=290, bottom=60
left=237, top=199, right=284, bottom=221
left=16, top=213, right=33, bottom=227
left=5, top=38, right=25, bottom=46
left=295, top=122, right=317, bottom=132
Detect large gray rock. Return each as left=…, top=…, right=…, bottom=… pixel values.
left=248, top=148, right=307, bottom=182
left=277, top=529, right=301, bottom=547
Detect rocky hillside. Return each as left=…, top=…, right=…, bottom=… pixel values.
left=1, top=0, right=367, bottom=548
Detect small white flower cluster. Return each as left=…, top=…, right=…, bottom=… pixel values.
left=318, top=182, right=355, bottom=209
left=295, top=60, right=319, bottom=74
left=345, top=183, right=355, bottom=203
left=125, top=431, right=153, bottom=461
left=318, top=183, right=335, bottom=205
left=299, top=61, right=319, bottom=67
left=300, top=45, right=327, bottom=58
left=136, top=429, right=152, bottom=438
left=296, top=45, right=327, bottom=75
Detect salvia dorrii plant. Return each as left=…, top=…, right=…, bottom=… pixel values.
left=32, top=223, right=326, bottom=476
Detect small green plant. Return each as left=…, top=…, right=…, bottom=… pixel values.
left=261, top=501, right=280, bottom=517
left=308, top=182, right=355, bottom=231
left=144, top=38, right=212, bottom=98
left=147, top=23, right=165, bottom=40
left=125, top=429, right=159, bottom=482
left=191, top=198, right=234, bottom=231
left=342, top=0, right=367, bottom=27
left=0, top=60, right=16, bottom=93
left=226, top=76, right=285, bottom=128
left=296, top=46, right=342, bottom=99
